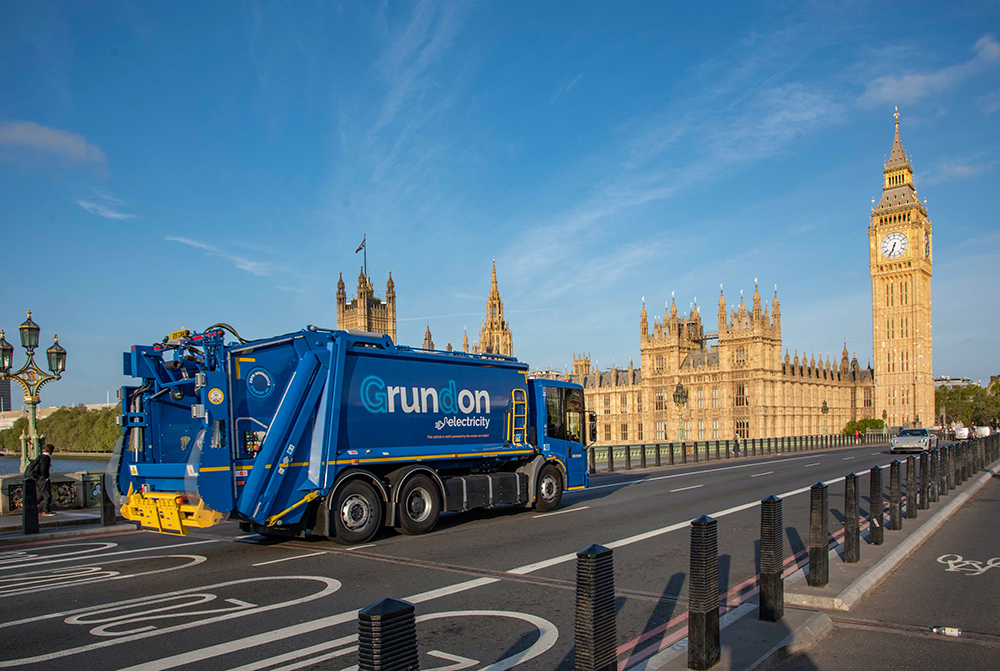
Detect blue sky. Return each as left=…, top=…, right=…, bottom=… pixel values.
left=1, top=1, right=998, bottom=407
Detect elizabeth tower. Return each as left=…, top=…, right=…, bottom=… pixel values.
left=869, top=109, right=934, bottom=427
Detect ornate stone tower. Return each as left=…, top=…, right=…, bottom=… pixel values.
left=869, top=109, right=933, bottom=427
left=476, top=259, right=513, bottom=356
left=336, top=267, right=397, bottom=342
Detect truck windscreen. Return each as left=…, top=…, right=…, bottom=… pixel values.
left=546, top=387, right=584, bottom=443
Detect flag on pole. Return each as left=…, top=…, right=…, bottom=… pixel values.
left=355, top=236, right=366, bottom=253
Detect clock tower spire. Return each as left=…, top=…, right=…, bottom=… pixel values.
left=870, top=108, right=933, bottom=428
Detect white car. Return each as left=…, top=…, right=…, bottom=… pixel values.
left=974, top=426, right=992, bottom=438
left=954, top=427, right=970, bottom=440
left=890, top=428, right=938, bottom=454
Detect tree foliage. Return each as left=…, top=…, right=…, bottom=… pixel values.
left=935, top=384, right=1000, bottom=427
left=841, top=418, right=886, bottom=436
left=0, top=405, right=121, bottom=453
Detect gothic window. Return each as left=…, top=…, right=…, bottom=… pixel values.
left=637, top=423, right=643, bottom=441
left=620, top=393, right=628, bottom=413
left=712, top=419, right=719, bottom=440
left=656, top=421, right=666, bottom=441
left=697, top=388, right=704, bottom=409
left=637, top=393, right=643, bottom=413
left=604, top=424, right=611, bottom=441
left=736, top=347, right=746, bottom=365
left=620, top=424, right=628, bottom=442
left=655, top=356, right=663, bottom=372
left=655, top=390, right=664, bottom=411
left=735, top=384, right=748, bottom=407
left=736, top=418, right=749, bottom=439
left=698, top=420, right=705, bottom=440
left=712, top=387, right=718, bottom=408
left=603, top=396, right=610, bottom=415
left=851, top=388, right=857, bottom=408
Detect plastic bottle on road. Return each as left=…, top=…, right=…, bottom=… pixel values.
left=930, top=626, right=961, bottom=637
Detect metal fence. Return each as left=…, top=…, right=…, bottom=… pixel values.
left=588, top=432, right=873, bottom=474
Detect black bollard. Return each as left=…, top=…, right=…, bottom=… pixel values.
left=919, top=452, right=930, bottom=510
left=655, top=443, right=662, bottom=467
left=22, top=478, right=39, bottom=535
left=670, top=442, right=675, bottom=466
left=844, top=473, right=860, bottom=563
left=808, top=482, right=829, bottom=587
left=947, top=446, right=956, bottom=491
left=589, top=445, right=596, bottom=474
left=688, top=515, right=720, bottom=671
left=929, top=449, right=938, bottom=503
left=906, top=456, right=918, bottom=519
left=625, top=445, right=632, bottom=471
left=640, top=444, right=647, bottom=469
left=358, top=597, right=418, bottom=671
left=575, top=544, right=617, bottom=671
left=101, top=473, right=118, bottom=526
left=682, top=441, right=688, bottom=464
left=889, top=460, right=902, bottom=530
left=869, top=466, right=884, bottom=545
left=608, top=446, right=614, bottom=473
left=759, top=495, right=784, bottom=622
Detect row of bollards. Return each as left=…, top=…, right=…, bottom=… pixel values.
left=348, top=435, right=998, bottom=671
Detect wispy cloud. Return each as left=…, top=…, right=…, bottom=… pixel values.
left=76, top=200, right=137, bottom=220
left=0, top=121, right=107, bottom=171
left=978, top=90, right=1000, bottom=115
left=76, top=189, right=138, bottom=220
left=858, top=35, right=1000, bottom=107
left=920, top=157, right=997, bottom=186
left=166, top=236, right=278, bottom=276
left=551, top=74, right=583, bottom=103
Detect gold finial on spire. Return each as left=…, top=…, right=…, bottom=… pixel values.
left=894, top=106, right=899, bottom=125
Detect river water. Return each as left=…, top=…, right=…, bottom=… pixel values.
left=0, top=454, right=111, bottom=476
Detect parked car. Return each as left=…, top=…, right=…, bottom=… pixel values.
left=954, top=427, right=970, bottom=440
left=974, top=426, right=992, bottom=438
left=890, top=428, right=938, bottom=454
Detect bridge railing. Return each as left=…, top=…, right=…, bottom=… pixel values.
left=587, top=432, right=877, bottom=474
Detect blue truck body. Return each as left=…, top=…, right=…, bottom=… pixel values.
left=109, top=326, right=591, bottom=542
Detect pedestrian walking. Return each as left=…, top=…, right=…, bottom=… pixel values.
left=38, top=444, right=55, bottom=516
left=733, top=432, right=741, bottom=456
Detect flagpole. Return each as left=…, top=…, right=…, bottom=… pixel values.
left=363, top=233, right=367, bottom=279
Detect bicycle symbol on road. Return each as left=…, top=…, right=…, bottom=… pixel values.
left=937, top=554, right=1000, bottom=576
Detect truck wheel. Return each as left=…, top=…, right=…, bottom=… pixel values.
left=397, top=474, right=440, bottom=535
left=332, top=480, right=382, bottom=545
left=535, top=464, right=563, bottom=512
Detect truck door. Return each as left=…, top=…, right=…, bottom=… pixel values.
left=542, top=384, right=588, bottom=489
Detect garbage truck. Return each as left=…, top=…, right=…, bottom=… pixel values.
left=109, top=325, right=594, bottom=543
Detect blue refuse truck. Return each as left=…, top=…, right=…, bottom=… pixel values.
left=109, top=325, right=593, bottom=543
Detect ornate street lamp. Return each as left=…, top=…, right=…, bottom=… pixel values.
left=0, top=311, right=67, bottom=471
left=821, top=400, right=829, bottom=435
left=673, top=382, right=688, bottom=442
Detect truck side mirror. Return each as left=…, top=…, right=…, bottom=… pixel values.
left=588, top=411, right=598, bottom=444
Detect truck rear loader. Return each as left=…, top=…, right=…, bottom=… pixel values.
left=109, top=325, right=593, bottom=543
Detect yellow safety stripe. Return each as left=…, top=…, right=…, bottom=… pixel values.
left=567, top=485, right=586, bottom=491
left=266, top=491, right=320, bottom=526
left=199, top=466, right=231, bottom=472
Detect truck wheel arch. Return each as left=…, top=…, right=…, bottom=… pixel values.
left=328, top=469, right=390, bottom=510
left=518, top=455, right=566, bottom=505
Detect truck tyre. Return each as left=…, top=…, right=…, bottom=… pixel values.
left=332, top=480, right=382, bottom=545
left=397, top=474, right=440, bottom=535
left=535, top=464, right=563, bottom=512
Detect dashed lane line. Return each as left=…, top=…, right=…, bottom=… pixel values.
left=804, top=463, right=821, bottom=468
left=843, top=456, right=856, bottom=460
left=252, top=552, right=327, bottom=567
left=533, top=506, right=589, bottom=518
left=750, top=471, right=774, bottom=478
left=669, top=485, right=703, bottom=493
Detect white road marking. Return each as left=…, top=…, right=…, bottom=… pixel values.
left=0, top=543, right=117, bottom=568
left=843, top=457, right=855, bottom=460
left=508, top=476, right=849, bottom=576
left=112, top=577, right=499, bottom=671
left=342, top=544, right=375, bottom=551
left=0, top=576, right=341, bottom=668
left=533, top=506, right=589, bottom=518
left=803, top=463, right=821, bottom=468
left=0, top=540, right=220, bottom=572
left=750, top=471, right=774, bottom=478
left=669, top=485, right=703, bottom=493
left=872, top=452, right=882, bottom=456
left=252, top=552, right=326, bottom=567
left=0, top=555, right=206, bottom=598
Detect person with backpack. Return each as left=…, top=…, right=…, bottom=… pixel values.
left=24, top=444, right=56, bottom=516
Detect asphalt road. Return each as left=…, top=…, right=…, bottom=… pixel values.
left=0, top=441, right=943, bottom=671
left=778, top=470, right=1000, bottom=670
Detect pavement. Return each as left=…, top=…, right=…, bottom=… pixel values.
left=647, top=450, right=1000, bottom=671
left=0, top=504, right=134, bottom=540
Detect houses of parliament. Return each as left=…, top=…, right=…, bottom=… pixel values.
left=337, top=112, right=934, bottom=444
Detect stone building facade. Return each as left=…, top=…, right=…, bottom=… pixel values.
left=570, top=284, right=876, bottom=445
left=336, top=267, right=396, bottom=342
left=422, top=260, right=514, bottom=355
left=869, top=111, right=934, bottom=427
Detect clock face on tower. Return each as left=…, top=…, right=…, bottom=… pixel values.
left=880, top=232, right=908, bottom=258
left=925, top=232, right=930, bottom=258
